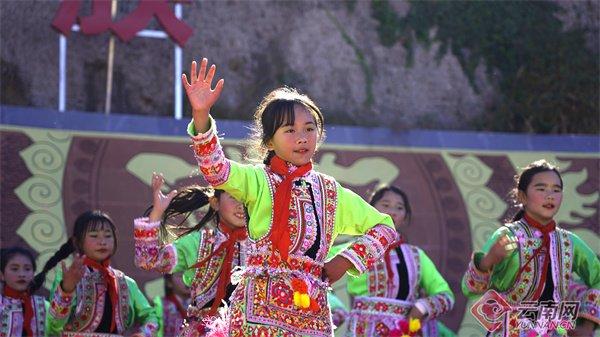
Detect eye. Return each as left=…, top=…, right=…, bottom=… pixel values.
left=306, top=127, right=315, bottom=132
left=285, top=129, right=295, bottom=133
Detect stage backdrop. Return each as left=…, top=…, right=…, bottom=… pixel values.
left=2, top=105, right=598, bottom=336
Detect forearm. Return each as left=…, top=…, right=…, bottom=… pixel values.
left=338, top=224, right=398, bottom=276
left=133, top=217, right=178, bottom=273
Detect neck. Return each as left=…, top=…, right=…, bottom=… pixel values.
left=524, top=212, right=554, bottom=226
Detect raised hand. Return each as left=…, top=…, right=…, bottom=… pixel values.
left=60, top=253, right=85, bottom=293
left=148, top=172, right=178, bottom=222
left=181, top=58, right=224, bottom=133
left=479, top=234, right=517, bottom=272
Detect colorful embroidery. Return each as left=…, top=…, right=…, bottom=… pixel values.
left=0, top=295, right=46, bottom=337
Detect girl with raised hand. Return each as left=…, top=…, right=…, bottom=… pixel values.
left=462, top=160, right=600, bottom=337
left=134, top=173, right=249, bottom=336
left=41, top=210, right=158, bottom=337
left=0, top=247, right=48, bottom=337
left=344, top=185, right=455, bottom=337
left=180, top=57, right=397, bottom=336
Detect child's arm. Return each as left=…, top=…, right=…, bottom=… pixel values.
left=413, top=248, right=455, bottom=320
left=182, top=58, right=224, bottom=134
left=46, top=255, right=84, bottom=336
left=126, top=276, right=159, bottom=337
left=183, top=58, right=263, bottom=210
left=134, top=173, right=200, bottom=274
left=461, top=227, right=517, bottom=298
left=326, top=184, right=398, bottom=282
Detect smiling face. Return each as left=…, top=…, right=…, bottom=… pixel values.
left=1, top=254, right=34, bottom=292
left=81, top=223, right=116, bottom=262
left=211, top=191, right=247, bottom=229
left=519, top=170, right=563, bottom=224
left=267, top=104, right=318, bottom=166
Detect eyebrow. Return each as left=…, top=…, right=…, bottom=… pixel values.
left=533, top=183, right=562, bottom=188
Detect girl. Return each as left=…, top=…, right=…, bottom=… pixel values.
left=153, top=272, right=191, bottom=337
left=180, top=58, right=397, bottom=336
left=343, top=186, right=455, bottom=337
left=41, top=210, right=158, bottom=337
left=0, top=247, right=47, bottom=337
left=134, top=173, right=250, bottom=336
left=462, top=160, right=600, bottom=337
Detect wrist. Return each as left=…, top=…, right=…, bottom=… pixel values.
left=148, top=209, right=164, bottom=223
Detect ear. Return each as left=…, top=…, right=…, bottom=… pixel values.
left=266, top=139, right=274, bottom=151
left=517, top=190, right=527, bottom=206
left=209, top=196, right=220, bottom=212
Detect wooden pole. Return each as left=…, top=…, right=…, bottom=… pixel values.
left=104, top=0, right=118, bottom=115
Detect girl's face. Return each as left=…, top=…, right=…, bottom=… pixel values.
left=267, top=104, right=318, bottom=166
left=81, top=224, right=115, bottom=262
left=519, top=170, right=563, bottom=224
left=212, top=192, right=247, bottom=229
left=373, top=191, right=408, bottom=231
left=1, top=254, right=34, bottom=291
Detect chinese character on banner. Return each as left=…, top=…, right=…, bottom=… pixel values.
left=51, top=0, right=193, bottom=47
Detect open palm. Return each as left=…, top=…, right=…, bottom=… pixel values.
left=182, top=58, right=224, bottom=124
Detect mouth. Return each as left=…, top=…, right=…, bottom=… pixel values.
left=97, top=249, right=109, bottom=254
left=294, top=148, right=309, bottom=154
left=542, top=204, right=555, bottom=210
left=234, top=212, right=246, bottom=220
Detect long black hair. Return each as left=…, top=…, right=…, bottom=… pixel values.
left=144, top=185, right=224, bottom=242
left=510, top=159, right=563, bottom=222
left=30, top=210, right=117, bottom=292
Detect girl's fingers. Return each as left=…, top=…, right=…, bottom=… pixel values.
left=205, top=64, right=216, bottom=84
left=214, top=79, right=225, bottom=97
left=198, top=58, right=208, bottom=82
left=190, top=61, right=197, bottom=84
left=181, top=74, right=191, bottom=88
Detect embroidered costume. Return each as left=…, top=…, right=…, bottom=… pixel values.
left=154, top=295, right=190, bottom=337
left=187, top=118, right=397, bottom=337
left=0, top=286, right=47, bottom=337
left=342, top=240, right=455, bottom=337
left=462, top=215, right=600, bottom=337
left=135, top=219, right=250, bottom=336
left=46, top=260, right=158, bottom=337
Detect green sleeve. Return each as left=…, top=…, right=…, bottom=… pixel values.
left=333, top=183, right=394, bottom=237
left=346, top=270, right=369, bottom=297
left=45, top=268, right=75, bottom=336
left=171, top=231, right=201, bottom=285
left=415, top=249, right=455, bottom=318
left=571, top=232, right=600, bottom=288
left=126, top=276, right=159, bottom=336
left=462, top=226, right=519, bottom=298
left=153, top=296, right=164, bottom=337
left=419, top=249, right=454, bottom=297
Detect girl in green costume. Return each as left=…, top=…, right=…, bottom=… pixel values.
left=182, top=58, right=398, bottom=337
left=343, top=186, right=455, bottom=337
left=41, top=210, right=158, bottom=337
left=135, top=173, right=249, bottom=337
left=462, top=160, right=599, bottom=337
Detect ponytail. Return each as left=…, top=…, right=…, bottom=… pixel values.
left=511, top=209, right=526, bottom=222
left=30, top=239, right=74, bottom=292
